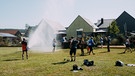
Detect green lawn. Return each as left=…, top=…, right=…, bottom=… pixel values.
left=0, top=47, right=135, bottom=76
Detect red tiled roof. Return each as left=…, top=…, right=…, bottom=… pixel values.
left=0, top=29, right=19, bottom=35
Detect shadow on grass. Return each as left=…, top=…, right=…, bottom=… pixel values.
left=3, top=58, right=21, bottom=61
left=52, top=61, right=70, bottom=65
left=2, top=51, right=21, bottom=57
left=99, top=51, right=109, bottom=53
left=118, top=52, right=125, bottom=54
left=76, top=53, right=91, bottom=57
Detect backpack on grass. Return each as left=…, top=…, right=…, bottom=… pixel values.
left=115, top=60, right=124, bottom=66
left=83, top=59, right=94, bottom=66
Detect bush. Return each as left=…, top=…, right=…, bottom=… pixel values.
left=116, top=34, right=125, bottom=45
left=108, top=34, right=125, bottom=45
left=111, top=38, right=119, bottom=45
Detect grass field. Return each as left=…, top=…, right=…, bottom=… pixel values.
left=0, top=47, right=135, bottom=76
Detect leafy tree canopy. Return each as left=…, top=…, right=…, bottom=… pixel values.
left=108, top=20, right=120, bottom=35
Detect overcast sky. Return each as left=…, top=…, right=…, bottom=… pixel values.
left=0, top=0, right=135, bottom=29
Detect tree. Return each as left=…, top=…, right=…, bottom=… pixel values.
left=108, top=20, right=120, bottom=36
left=107, top=21, right=120, bottom=52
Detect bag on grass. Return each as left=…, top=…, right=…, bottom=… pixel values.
left=115, top=60, right=124, bottom=66
left=83, top=59, right=94, bottom=66
left=73, top=64, right=78, bottom=70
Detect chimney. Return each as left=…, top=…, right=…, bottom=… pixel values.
left=97, top=18, right=104, bottom=27
left=101, top=18, right=104, bottom=24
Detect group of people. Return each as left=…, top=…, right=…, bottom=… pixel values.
left=21, top=36, right=96, bottom=61
left=21, top=35, right=134, bottom=61
left=69, top=36, right=95, bottom=61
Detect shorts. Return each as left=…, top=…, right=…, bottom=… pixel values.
left=23, top=49, right=28, bottom=51
left=70, top=48, right=76, bottom=55
left=88, top=45, right=93, bottom=51
left=126, top=44, right=130, bottom=48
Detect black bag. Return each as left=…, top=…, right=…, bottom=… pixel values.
left=83, top=59, right=94, bottom=66
left=87, top=61, right=94, bottom=66
left=73, top=64, right=78, bottom=70
left=83, top=59, right=89, bottom=65
left=115, top=60, right=124, bottom=66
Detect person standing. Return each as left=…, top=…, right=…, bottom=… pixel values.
left=88, top=37, right=95, bottom=55
left=21, top=38, right=28, bottom=60
left=107, top=36, right=111, bottom=52
left=86, top=38, right=90, bottom=53
left=52, top=39, right=56, bottom=52
left=70, top=37, right=78, bottom=61
left=132, top=37, right=135, bottom=51
left=100, top=37, right=104, bottom=48
left=79, top=37, right=85, bottom=56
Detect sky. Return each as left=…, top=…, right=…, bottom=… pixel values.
left=0, top=0, right=135, bottom=29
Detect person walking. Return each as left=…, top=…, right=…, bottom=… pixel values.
left=21, top=38, right=28, bottom=60
left=123, top=37, right=132, bottom=53
left=88, top=37, right=95, bottom=55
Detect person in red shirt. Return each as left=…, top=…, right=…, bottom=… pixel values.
left=21, top=38, right=28, bottom=60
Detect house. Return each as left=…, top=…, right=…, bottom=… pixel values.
left=116, top=11, right=135, bottom=35
left=0, top=29, right=23, bottom=46
left=66, top=15, right=98, bottom=39
left=0, top=33, right=16, bottom=38
left=24, top=26, right=38, bottom=37
left=0, top=32, right=19, bottom=46
left=96, top=11, right=135, bottom=36
left=96, top=18, right=115, bottom=33
left=18, top=29, right=26, bottom=37
left=0, top=29, right=22, bottom=37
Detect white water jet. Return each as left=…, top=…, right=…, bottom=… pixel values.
left=28, top=19, right=65, bottom=52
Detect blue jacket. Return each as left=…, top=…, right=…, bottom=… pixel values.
left=88, top=39, right=94, bottom=46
